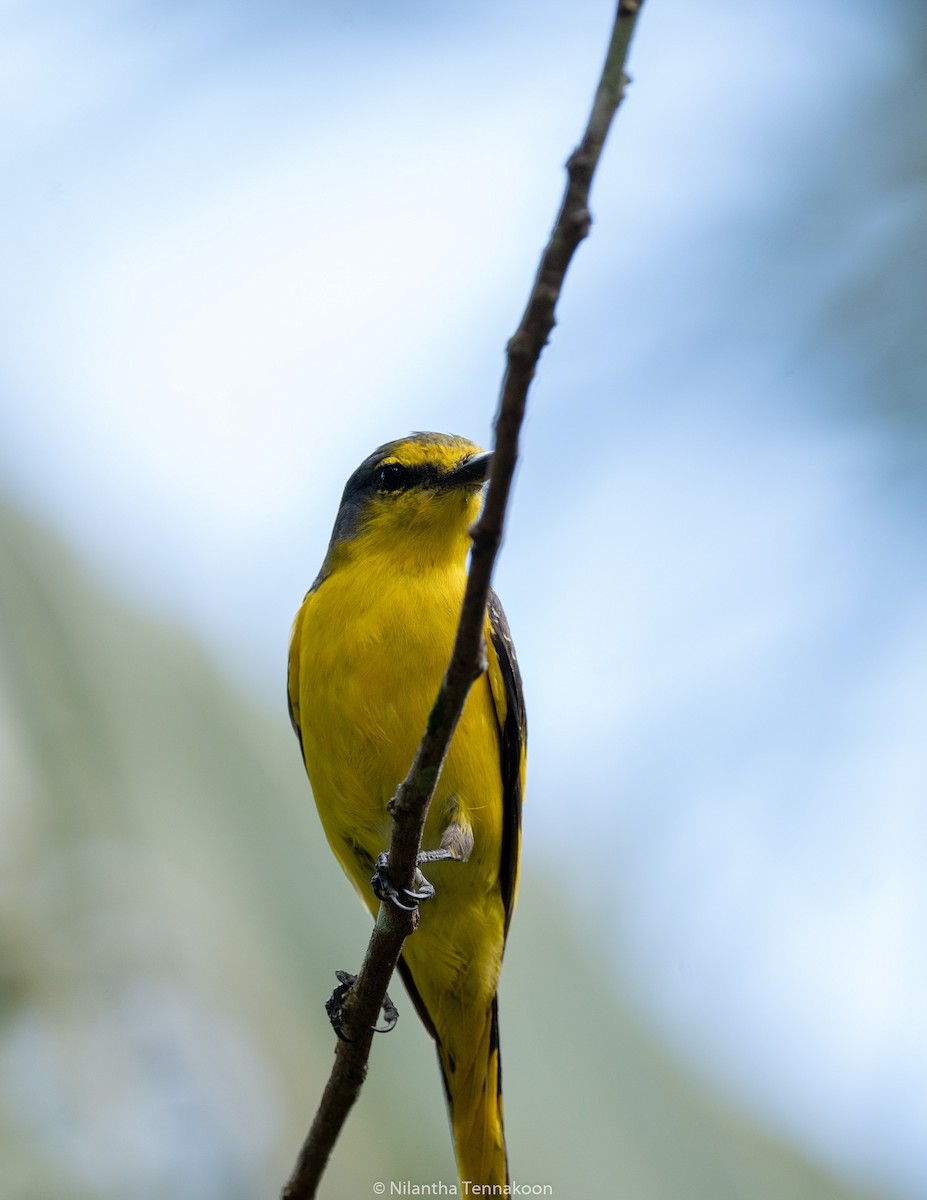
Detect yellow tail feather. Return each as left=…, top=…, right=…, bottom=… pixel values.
left=437, top=998, right=508, bottom=1189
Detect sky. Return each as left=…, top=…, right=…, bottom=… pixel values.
left=2, top=1, right=926, bottom=1197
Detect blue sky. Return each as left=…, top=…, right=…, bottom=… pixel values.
left=3, top=2, right=926, bottom=1196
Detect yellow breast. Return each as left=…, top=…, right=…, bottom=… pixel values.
left=292, top=550, right=503, bottom=920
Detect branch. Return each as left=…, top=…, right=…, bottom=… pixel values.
left=282, top=3, right=645, bottom=1195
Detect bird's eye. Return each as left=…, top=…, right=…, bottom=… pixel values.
left=376, top=463, right=408, bottom=492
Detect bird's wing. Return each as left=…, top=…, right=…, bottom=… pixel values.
left=287, top=590, right=311, bottom=764
left=485, top=588, right=526, bottom=934
left=397, top=587, right=526, bottom=1045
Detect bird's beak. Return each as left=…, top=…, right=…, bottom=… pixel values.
left=442, top=451, right=493, bottom=489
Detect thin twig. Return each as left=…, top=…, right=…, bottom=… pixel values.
left=282, top=3, right=645, bottom=1196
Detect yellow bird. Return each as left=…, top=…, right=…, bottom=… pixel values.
left=288, top=432, right=526, bottom=1188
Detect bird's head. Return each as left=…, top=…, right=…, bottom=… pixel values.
left=318, top=432, right=492, bottom=579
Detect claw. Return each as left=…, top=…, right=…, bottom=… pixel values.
left=325, top=969, right=399, bottom=1039
left=377, top=990, right=399, bottom=1034
left=371, top=850, right=452, bottom=911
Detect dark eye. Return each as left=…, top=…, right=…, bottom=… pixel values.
left=376, top=463, right=408, bottom=492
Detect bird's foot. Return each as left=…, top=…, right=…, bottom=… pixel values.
left=371, top=849, right=456, bottom=912
left=325, top=970, right=399, bottom=1041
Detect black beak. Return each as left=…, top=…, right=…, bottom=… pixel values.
left=442, top=451, right=493, bottom=489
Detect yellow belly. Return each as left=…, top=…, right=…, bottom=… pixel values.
left=295, top=557, right=505, bottom=1010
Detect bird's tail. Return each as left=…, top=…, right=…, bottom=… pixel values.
left=437, top=996, right=508, bottom=1190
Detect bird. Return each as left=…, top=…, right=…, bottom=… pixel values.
left=287, top=431, right=526, bottom=1188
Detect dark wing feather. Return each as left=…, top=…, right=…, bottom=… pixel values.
left=487, top=587, right=526, bottom=937
left=399, top=588, right=525, bottom=1038
left=287, top=595, right=310, bottom=766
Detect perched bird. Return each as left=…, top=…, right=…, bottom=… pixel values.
left=288, top=432, right=526, bottom=1188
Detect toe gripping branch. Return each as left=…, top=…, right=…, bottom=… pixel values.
left=370, top=848, right=454, bottom=912
left=325, top=970, right=399, bottom=1042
